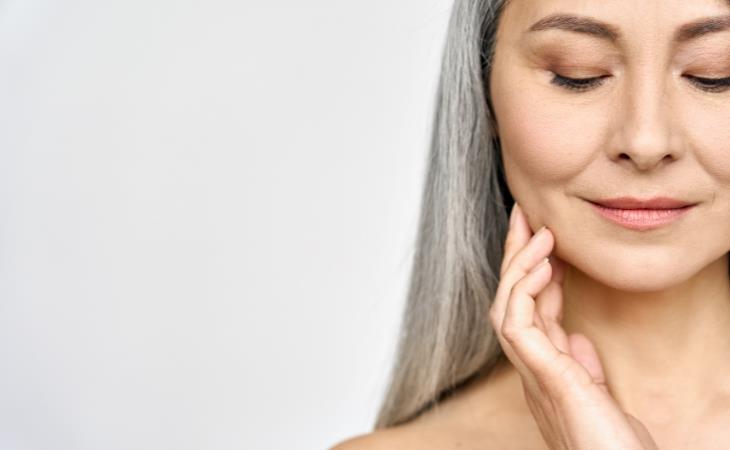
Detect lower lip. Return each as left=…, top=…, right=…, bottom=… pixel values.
left=588, top=202, right=695, bottom=231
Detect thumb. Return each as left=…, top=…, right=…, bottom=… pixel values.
left=568, top=333, right=609, bottom=394
left=625, top=413, right=660, bottom=450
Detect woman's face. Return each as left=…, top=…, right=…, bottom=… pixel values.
left=490, top=0, right=730, bottom=291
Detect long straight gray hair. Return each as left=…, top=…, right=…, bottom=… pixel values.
left=374, top=0, right=514, bottom=429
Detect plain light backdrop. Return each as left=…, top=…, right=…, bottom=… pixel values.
left=0, top=1, right=452, bottom=449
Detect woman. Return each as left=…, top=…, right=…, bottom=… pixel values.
left=333, top=0, right=730, bottom=448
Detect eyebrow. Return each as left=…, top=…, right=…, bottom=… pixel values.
left=527, top=13, right=730, bottom=44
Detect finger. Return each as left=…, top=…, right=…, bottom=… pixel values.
left=625, top=413, right=660, bottom=450
left=493, top=233, right=553, bottom=330
left=534, top=280, right=570, bottom=354
left=505, top=257, right=551, bottom=330
left=490, top=204, right=558, bottom=385
left=535, top=257, right=565, bottom=322
left=491, top=257, right=553, bottom=382
left=534, top=255, right=569, bottom=353
left=500, top=202, right=534, bottom=278
left=531, top=286, right=553, bottom=337
left=535, top=273, right=563, bottom=323
left=533, top=309, right=548, bottom=333
left=568, top=333, right=609, bottom=395
left=501, top=258, right=565, bottom=379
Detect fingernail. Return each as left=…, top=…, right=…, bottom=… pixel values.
left=509, top=202, right=519, bottom=226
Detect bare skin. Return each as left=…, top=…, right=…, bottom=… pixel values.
left=331, top=359, right=550, bottom=450
left=332, top=356, right=730, bottom=449
left=333, top=0, right=730, bottom=448
left=488, top=0, right=730, bottom=447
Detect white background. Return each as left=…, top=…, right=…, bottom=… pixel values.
left=0, top=1, right=451, bottom=449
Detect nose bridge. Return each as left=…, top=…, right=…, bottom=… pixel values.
left=615, top=61, right=677, bottom=169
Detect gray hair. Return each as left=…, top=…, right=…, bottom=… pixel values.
left=374, top=0, right=513, bottom=429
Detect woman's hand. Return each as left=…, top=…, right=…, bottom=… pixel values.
left=488, top=202, right=659, bottom=450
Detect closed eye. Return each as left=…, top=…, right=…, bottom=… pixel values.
left=551, top=72, right=730, bottom=93
left=683, top=74, right=730, bottom=93
left=550, top=73, right=610, bottom=92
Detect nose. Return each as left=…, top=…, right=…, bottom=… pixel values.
left=609, top=71, right=683, bottom=171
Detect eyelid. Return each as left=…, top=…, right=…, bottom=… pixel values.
left=683, top=74, right=730, bottom=92
left=550, top=71, right=730, bottom=93
left=549, top=72, right=610, bottom=92
left=685, top=74, right=730, bottom=82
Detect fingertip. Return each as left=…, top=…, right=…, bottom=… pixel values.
left=513, top=202, right=537, bottom=240
left=514, top=204, right=549, bottom=242
left=548, top=255, right=567, bottom=283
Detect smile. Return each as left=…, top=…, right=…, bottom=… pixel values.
left=587, top=201, right=695, bottom=231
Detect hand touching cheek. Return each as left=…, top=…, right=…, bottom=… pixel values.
left=488, top=203, right=659, bottom=450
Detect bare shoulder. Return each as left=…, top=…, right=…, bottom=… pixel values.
left=329, top=421, right=479, bottom=450
left=330, top=361, right=546, bottom=450
left=328, top=419, right=527, bottom=450
left=328, top=427, right=412, bottom=450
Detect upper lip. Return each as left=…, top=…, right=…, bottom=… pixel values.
left=588, top=196, right=697, bottom=210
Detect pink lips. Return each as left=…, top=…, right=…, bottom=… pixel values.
left=587, top=197, right=696, bottom=231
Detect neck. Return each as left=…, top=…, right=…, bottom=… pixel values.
left=560, top=253, right=730, bottom=428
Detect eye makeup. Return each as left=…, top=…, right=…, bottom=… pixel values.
left=549, top=73, right=611, bottom=92
left=548, top=71, right=730, bottom=94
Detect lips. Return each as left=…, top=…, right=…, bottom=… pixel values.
left=585, top=197, right=697, bottom=231
left=588, top=197, right=696, bottom=210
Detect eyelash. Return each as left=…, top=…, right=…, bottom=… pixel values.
left=550, top=73, right=730, bottom=93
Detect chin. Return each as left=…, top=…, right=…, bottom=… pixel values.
left=553, top=222, right=720, bottom=292
left=569, top=255, right=698, bottom=293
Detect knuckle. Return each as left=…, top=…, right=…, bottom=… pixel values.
left=503, top=257, right=532, bottom=283
left=534, top=313, right=547, bottom=330
left=488, top=306, right=498, bottom=325
left=513, top=257, right=534, bottom=276
left=510, top=276, right=527, bottom=297
left=501, top=323, right=521, bottom=343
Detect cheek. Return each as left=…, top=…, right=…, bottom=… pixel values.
left=492, top=80, right=607, bottom=186
left=681, top=101, right=730, bottom=182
